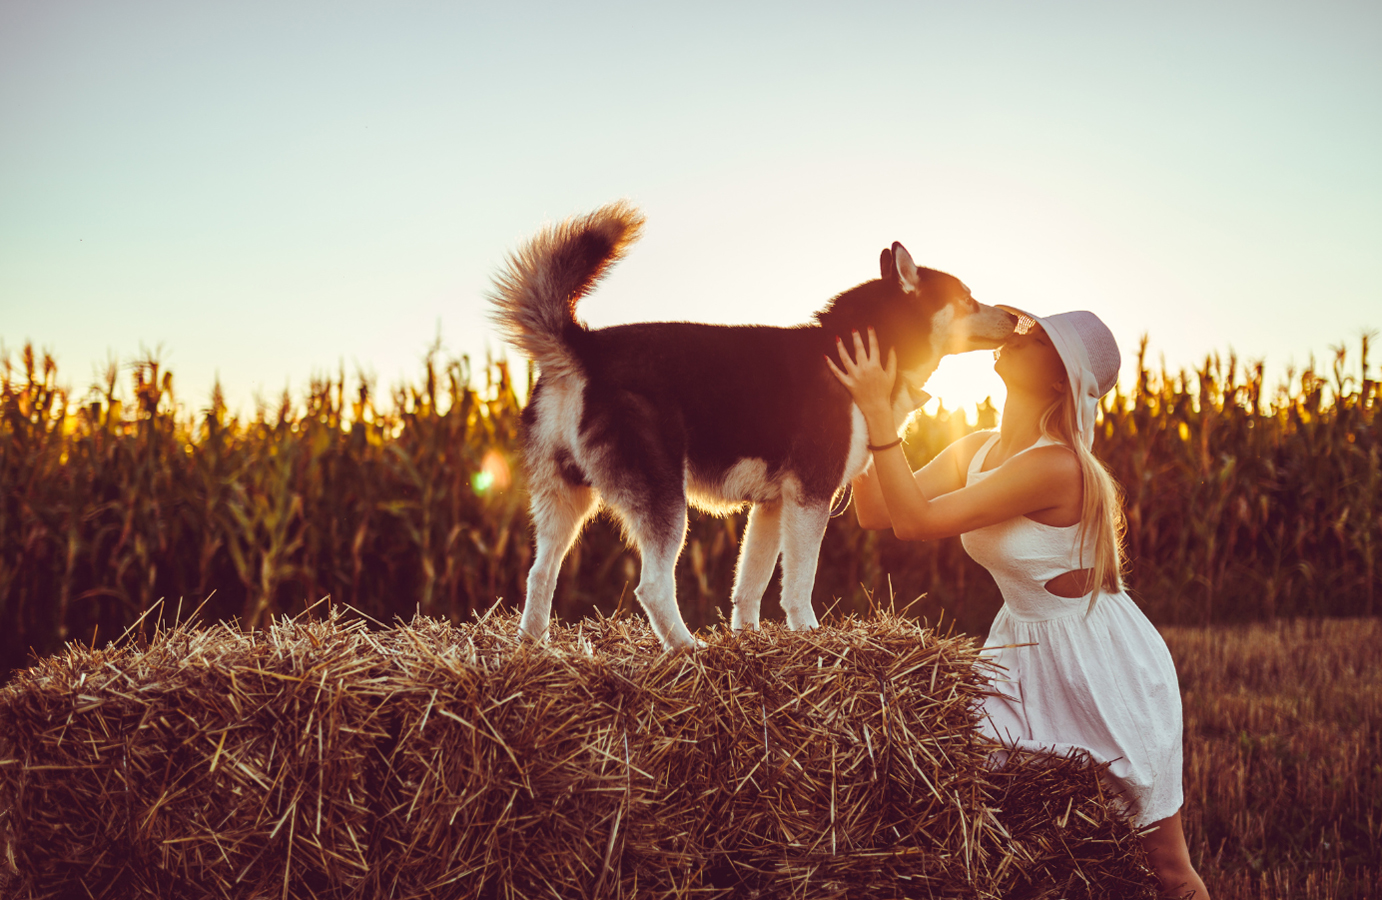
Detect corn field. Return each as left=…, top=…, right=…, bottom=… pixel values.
left=0, top=334, right=1378, bottom=678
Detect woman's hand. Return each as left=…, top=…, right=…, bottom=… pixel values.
left=825, top=327, right=896, bottom=417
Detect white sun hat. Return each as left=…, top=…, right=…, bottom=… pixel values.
left=997, top=306, right=1121, bottom=449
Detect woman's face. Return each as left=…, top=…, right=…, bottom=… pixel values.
left=994, top=324, right=1067, bottom=398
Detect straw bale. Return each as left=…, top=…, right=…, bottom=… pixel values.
left=984, top=749, right=1159, bottom=899
left=0, top=616, right=393, bottom=898
left=0, top=607, right=1157, bottom=899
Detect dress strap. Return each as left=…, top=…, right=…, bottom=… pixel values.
left=967, top=432, right=1002, bottom=483
left=969, top=432, right=1068, bottom=482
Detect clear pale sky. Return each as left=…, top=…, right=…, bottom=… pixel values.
left=2, top=0, right=1378, bottom=418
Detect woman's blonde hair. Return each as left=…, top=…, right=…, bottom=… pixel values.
left=1039, top=387, right=1127, bottom=601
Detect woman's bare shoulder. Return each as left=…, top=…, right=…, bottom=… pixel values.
left=1010, top=440, right=1081, bottom=482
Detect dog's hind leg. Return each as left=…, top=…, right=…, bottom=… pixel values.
left=778, top=500, right=830, bottom=631
left=606, top=482, right=697, bottom=651
left=519, top=476, right=598, bottom=642
left=730, top=502, right=783, bottom=632
left=626, top=503, right=698, bottom=652
left=581, top=390, right=698, bottom=650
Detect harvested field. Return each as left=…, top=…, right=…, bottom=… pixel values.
left=0, top=607, right=1156, bottom=899
left=1166, top=618, right=1382, bottom=899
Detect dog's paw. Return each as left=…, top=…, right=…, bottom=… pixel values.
left=663, top=637, right=705, bottom=654
left=516, top=625, right=548, bottom=643
left=730, top=608, right=762, bottom=632
left=659, top=631, right=705, bottom=653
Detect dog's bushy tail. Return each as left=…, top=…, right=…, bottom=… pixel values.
left=488, top=200, right=645, bottom=379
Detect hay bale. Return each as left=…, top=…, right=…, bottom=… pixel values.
left=984, top=749, right=1160, bottom=900
left=0, top=608, right=1157, bottom=899
left=0, top=617, right=393, bottom=898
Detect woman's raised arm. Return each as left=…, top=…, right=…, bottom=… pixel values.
left=828, top=328, right=1078, bottom=541
left=851, top=431, right=994, bottom=530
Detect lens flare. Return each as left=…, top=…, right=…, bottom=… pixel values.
left=472, top=449, right=512, bottom=495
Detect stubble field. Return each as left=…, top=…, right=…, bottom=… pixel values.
left=1166, top=617, right=1381, bottom=899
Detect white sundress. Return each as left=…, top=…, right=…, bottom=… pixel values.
left=962, top=432, right=1184, bottom=827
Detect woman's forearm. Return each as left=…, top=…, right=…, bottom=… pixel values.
left=851, top=463, right=892, bottom=529
left=827, top=329, right=941, bottom=539
left=861, top=406, right=934, bottom=541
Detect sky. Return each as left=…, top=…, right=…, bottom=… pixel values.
left=2, top=0, right=1379, bottom=419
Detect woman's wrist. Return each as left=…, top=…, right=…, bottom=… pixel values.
left=862, top=410, right=896, bottom=446
left=858, top=397, right=891, bottom=419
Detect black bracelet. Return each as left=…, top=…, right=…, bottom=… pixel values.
left=867, top=437, right=903, bottom=452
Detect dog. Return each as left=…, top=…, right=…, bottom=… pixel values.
left=489, top=201, right=1015, bottom=651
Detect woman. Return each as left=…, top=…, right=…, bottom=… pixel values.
left=826, top=310, right=1209, bottom=899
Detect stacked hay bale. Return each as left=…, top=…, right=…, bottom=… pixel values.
left=0, top=609, right=1157, bottom=899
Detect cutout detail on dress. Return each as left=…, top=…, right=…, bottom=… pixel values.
left=1045, top=568, right=1094, bottom=598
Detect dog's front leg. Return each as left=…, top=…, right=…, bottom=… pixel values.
left=730, top=502, right=783, bottom=631
left=777, top=501, right=830, bottom=631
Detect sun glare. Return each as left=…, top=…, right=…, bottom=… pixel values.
left=921, top=351, right=1008, bottom=424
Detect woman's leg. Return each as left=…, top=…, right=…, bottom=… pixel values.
left=1140, top=810, right=1209, bottom=899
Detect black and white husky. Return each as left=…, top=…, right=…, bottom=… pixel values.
left=489, top=201, right=1015, bottom=651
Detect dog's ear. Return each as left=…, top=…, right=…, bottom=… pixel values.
left=879, top=247, right=893, bottom=281
left=891, top=242, right=921, bottom=295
